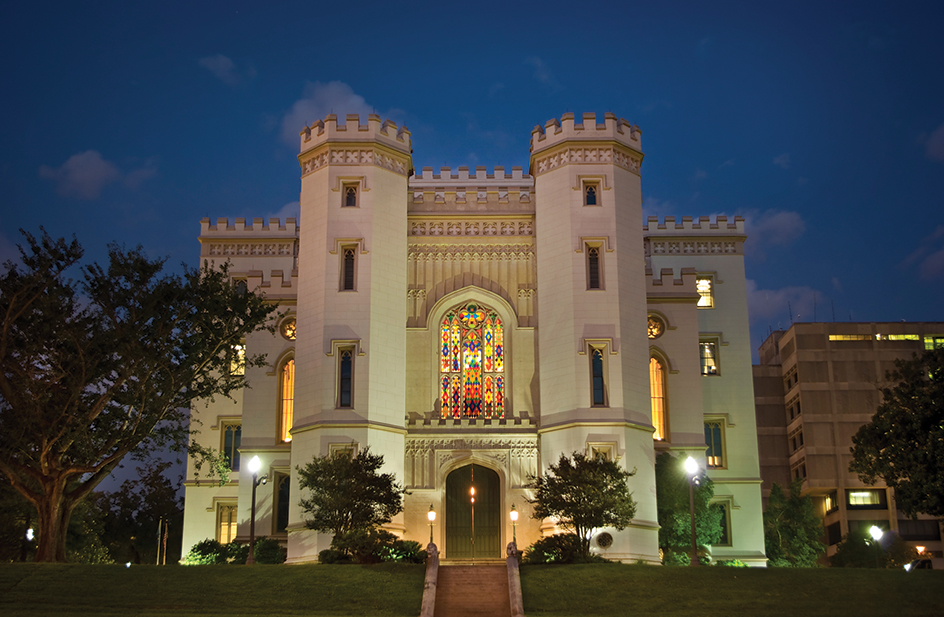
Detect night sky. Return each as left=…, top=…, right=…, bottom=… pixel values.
left=3, top=0, right=943, bottom=364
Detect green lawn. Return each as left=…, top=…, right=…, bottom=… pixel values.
left=2, top=562, right=943, bottom=617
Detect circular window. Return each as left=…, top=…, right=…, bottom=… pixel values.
left=280, top=316, right=297, bottom=341
left=647, top=315, right=665, bottom=339
left=596, top=532, right=614, bottom=549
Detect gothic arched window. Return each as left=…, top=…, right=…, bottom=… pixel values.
left=279, top=358, right=295, bottom=442
left=440, top=304, right=504, bottom=418
left=649, top=356, right=667, bottom=441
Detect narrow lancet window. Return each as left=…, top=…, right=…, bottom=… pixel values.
left=344, top=186, right=357, bottom=207
left=585, top=185, right=597, bottom=206
left=588, top=247, right=601, bottom=289
left=591, top=349, right=606, bottom=406
left=280, top=359, right=295, bottom=442
left=338, top=349, right=353, bottom=408
left=342, top=248, right=356, bottom=290
left=650, top=357, right=667, bottom=440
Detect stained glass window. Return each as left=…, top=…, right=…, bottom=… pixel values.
left=280, top=359, right=295, bottom=442
left=649, top=357, right=666, bottom=440
left=440, top=304, right=504, bottom=418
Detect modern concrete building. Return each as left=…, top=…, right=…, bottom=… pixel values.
left=181, top=112, right=767, bottom=565
left=755, top=322, right=944, bottom=560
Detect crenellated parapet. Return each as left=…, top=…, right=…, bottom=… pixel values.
left=245, top=268, right=298, bottom=302
left=199, top=217, right=299, bottom=265
left=644, top=215, right=746, bottom=256
left=409, top=166, right=534, bottom=212
left=412, top=166, right=532, bottom=185
left=645, top=266, right=700, bottom=303
left=529, top=113, right=643, bottom=176
left=298, top=114, right=413, bottom=178
left=200, top=217, right=299, bottom=236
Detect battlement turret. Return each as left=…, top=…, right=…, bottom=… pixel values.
left=643, top=215, right=745, bottom=235
left=530, top=112, right=641, bottom=154
left=299, top=113, right=411, bottom=155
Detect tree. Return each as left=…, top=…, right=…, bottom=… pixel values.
left=297, top=447, right=404, bottom=541
left=0, top=230, right=277, bottom=562
left=849, top=346, right=944, bottom=518
left=526, top=452, right=637, bottom=560
left=654, top=452, right=723, bottom=564
left=763, top=479, right=826, bottom=567
left=830, top=527, right=918, bottom=569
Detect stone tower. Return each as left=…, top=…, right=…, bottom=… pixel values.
left=288, top=114, right=413, bottom=560
left=529, top=112, right=659, bottom=561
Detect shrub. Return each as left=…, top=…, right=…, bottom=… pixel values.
left=318, top=548, right=351, bottom=564
left=181, top=539, right=230, bottom=565
left=331, top=528, right=398, bottom=564
left=716, top=558, right=748, bottom=567
left=381, top=539, right=426, bottom=563
left=253, top=537, right=287, bottom=564
left=523, top=534, right=604, bottom=564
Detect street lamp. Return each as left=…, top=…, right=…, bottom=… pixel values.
left=684, top=456, right=700, bottom=567
left=868, top=525, right=884, bottom=569
left=428, top=504, right=436, bottom=545
left=246, top=455, right=268, bottom=566
left=510, top=504, right=518, bottom=546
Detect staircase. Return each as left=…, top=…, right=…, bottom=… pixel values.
left=434, top=565, right=511, bottom=617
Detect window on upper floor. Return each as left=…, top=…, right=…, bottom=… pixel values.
left=440, top=304, right=505, bottom=419
left=343, top=184, right=358, bottom=208
left=217, top=503, right=238, bottom=544
left=280, top=316, right=297, bottom=341
left=587, top=245, right=602, bottom=290
left=229, top=341, right=246, bottom=376
left=846, top=489, right=887, bottom=509
left=221, top=422, right=241, bottom=472
left=696, top=277, right=714, bottom=308
left=341, top=246, right=357, bottom=291
left=649, top=356, right=668, bottom=441
left=338, top=348, right=354, bottom=408
left=234, top=279, right=248, bottom=296
left=700, top=340, right=719, bottom=376
left=584, top=183, right=599, bottom=206
left=705, top=419, right=725, bottom=469
left=824, top=491, right=838, bottom=514
left=925, top=335, right=944, bottom=350
left=590, top=347, right=608, bottom=407
left=279, top=358, right=295, bottom=443
left=791, top=459, right=807, bottom=480
left=647, top=315, right=665, bottom=339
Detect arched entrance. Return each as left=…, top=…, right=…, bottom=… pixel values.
left=445, top=464, right=501, bottom=559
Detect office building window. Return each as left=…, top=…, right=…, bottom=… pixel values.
left=846, top=489, right=887, bottom=509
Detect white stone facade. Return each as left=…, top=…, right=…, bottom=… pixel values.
left=181, top=112, right=767, bottom=566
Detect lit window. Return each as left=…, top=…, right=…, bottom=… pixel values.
left=338, top=349, right=353, bottom=408
left=584, top=184, right=598, bottom=206
left=217, top=504, right=238, bottom=544
left=344, top=185, right=358, bottom=207
left=700, top=341, right=719, bottom=376
left=279, top=359, right=295, bottom=443
left=876, top=334, right=919, bottom=341
left=587, top=246, right=602, bottom=289
left=440, top=304, right=505, bottom=418
left=846, top=489, right=887, bottom=509
left=280, top=317, right=297, bottom=341
left=925, top=335, right=944, bottom=350
left=647, top=315, right=665, bottom=339
left=229, top=343, right=246, bottom=376
left=274, top=473, right=290, bottom=534
left=828, top=334, right=871, bottom=341
left=341, top=247, right=356, bottom=291
left=696, top=277, right=713, bottom=308
left=649, top=357, right=667, bottom=440
left=824, top=491, right=838, bottom=514
left=705, top=420, right=725, bottom=468
left=222, top=423, right=241, bottom=471
left=591, top=348, right=607, bottom=407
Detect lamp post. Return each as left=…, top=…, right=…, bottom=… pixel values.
left=428, top=504, right=436, bottom=545
left=868, top=525, right=884, bottom=569
left=246, top=455, right=268, bottom=566
left=470, top=485, right=476, bottom=564
left=684, top=456, right=700, bottom=567
left=510, top=504, right=518, bottom=547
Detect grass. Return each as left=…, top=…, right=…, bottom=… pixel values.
left=2, top=562, right=943, bottom=616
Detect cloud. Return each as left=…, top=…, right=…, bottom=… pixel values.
left=488, top=83, right=505, bottom=98
left=739, top=209, right=806, bottom=260
left=925, top=122, right=944, bottom=162
left=198, top=54, right=255, bottom=87
left=693, top=168, right=707, bottom=180
left=39, top=151, right=158, bottom=200
left=902, top=225, right=944, bottom=280
left=773, top=153, right=791, bottom=169
left=746, top=279, right=821, bottom=326
left=641, top=197, right=679, bottom=222
left=268, top=201, right=300, bottom=223
left=279, top=81, right=402, bottom=145
left=39, top=151, right=121, bottom=200
left=524, top=56, right=562, bottom=92
left=718, top=159, right=735, bottom=169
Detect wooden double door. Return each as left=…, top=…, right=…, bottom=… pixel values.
left=445, top=464, right=501, bottom=559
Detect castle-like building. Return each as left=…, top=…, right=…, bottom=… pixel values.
left=181, top=112, right=767, bottom=565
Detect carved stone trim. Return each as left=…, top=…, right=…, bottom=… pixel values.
left=647, top=240, right=741, bottom=256
left=409, top=220, right=533, bottom=237
left=408, top=244, right=534, bottom=261
left=300, top=146, right=410, bottom=177
left=205, top=241, right=297, bottom=257
left=532, top=146, right=642, bottom=176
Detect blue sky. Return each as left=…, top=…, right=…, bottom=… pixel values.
left=3, top=0, right=943, bottom=363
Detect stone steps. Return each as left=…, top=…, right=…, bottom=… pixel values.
left=435, top=565, right=510, bottom=617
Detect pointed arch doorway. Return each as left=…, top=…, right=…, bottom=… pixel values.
left=445, top=464, right=501, bottom=559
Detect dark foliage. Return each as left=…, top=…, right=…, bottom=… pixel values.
left=654, top=452, right=723, bottom=564
left=523, top=533, right=606, bottom=564
left=764, top=479, right=825, bottom=567
left=830, top=528, right=917, bottom=569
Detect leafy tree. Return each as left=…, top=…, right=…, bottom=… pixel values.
left=0, top=230, right=277, bottom=562
left=654, top=452, right=723, bottom=564
left=99, top=458, right=184, bottom=564
left=526, top=452, right=637, bottom=560
left=829, top=527, right=918, bottom=569
left=297, top=447, right=403, bottom=542
left=763, top=479, right=825, bottom=567
left=849, top=346, right=944, bottom=518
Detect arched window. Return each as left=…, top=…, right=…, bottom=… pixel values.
left=344, top=185, right=357, bottom=207
left=584, top=184, right=597, bottom=206
left=649, top=357, right=667, bottom=440
left=440, top=304, right=504, bottom=418
left=591, top=349, right=606, bottom=406
left=279, top=359, right=295, bottom=442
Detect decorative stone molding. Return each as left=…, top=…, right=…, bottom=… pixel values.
left=409, top=220, right=534, bottom=237
left=408, top=244, right=534, bottom=261
left=205, top=241, right=296, bottom=257
left=300, top=146, right=410, bottom=177
left=532, top=146, right=642, bottom=176
left=648, top=240, right=740, bottom=256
